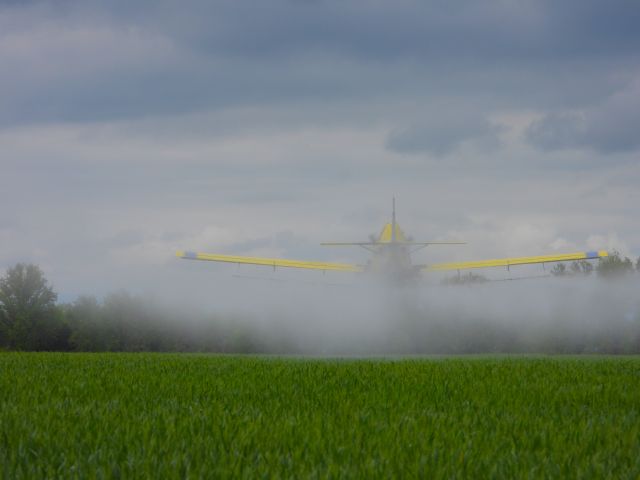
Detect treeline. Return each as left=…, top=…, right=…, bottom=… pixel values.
left=1, top=255, right=640, bottom=353
left=63, top=294, right=274, bottom=353
left=443, top=250, right=639, bottom=284
left=0, top=264, right=286, bottom=353
left=551, top=250, right=639, bottom=278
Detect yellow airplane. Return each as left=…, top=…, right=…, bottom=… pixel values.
left=176, top=199, right=608, bottom=282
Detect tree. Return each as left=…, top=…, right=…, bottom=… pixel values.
left=551, top=261, right=594, bottom=278
left=569, top=260, right=594, bottom=276
left=0, top=263, right=69, bottom=350
left=596, top=250, right=634, bottom=279
left=66, top=296, right=106, bottom=351
left=550, top=263, right=567, bottom=277
left=443, top=272, right=488, bottom=285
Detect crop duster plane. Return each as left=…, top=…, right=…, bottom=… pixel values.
left=176, top=200, right=609, bottom=282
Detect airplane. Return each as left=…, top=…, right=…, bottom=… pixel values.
left=176, top=199, right=608, bottom=283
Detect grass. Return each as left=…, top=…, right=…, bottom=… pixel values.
left=1, top=353, right=639, bottom=478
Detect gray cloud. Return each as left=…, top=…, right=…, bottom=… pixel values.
left=0, top=0, right=639, bottom=128
left=386, top=115, right=502, bottom=156
left=525, top=113, right=587, bottom=151
left=1, top=0, right=640, bottom=299
left=526, top=80, right=640, bottom=153
left=97, top=0, right=640, bottom=62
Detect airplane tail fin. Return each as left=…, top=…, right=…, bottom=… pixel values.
left=321, top=198, right=465, bottom=248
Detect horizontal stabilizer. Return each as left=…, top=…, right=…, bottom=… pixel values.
left=321, top=241, right=466, bottom=246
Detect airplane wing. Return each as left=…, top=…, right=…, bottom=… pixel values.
left=424, top=250, right=608, bottom=272
left=176, top=250, right=364, bottom=272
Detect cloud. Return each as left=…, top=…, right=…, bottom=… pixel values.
left=526, top=78, right=640, bottom=153
left=1, top=0, right=639, bottom=128
left=1, top=0, right=639, bottom=299
left=525, top=112, right=587, bottom=151
left=386, top=115, right=503, bottom=157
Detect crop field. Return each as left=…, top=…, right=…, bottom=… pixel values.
left=1, top=354, right=639, bottom=478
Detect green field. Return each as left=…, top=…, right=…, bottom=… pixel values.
left=1, top=354, right=639, bottom=478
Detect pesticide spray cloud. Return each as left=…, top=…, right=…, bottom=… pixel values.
left=152, top=267, right=640, bottom=354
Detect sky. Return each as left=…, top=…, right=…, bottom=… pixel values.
left=1, top=0, right=639, bottom=301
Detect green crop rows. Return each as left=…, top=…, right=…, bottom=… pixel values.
left=1, top=354, right=639, bottom=478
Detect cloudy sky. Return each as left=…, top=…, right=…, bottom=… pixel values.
left=1, top=0, right=639, bottom=300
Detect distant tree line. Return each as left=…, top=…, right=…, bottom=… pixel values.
left=0, top=264, right=281, bottom=353
left=550, top=251, right=638, bottom=278
left=1, top=258, right=640, bottom=353
left=443, top=250, right=639, bottom=284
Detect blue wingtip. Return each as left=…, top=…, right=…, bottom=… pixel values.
left=585, top=251, right=599, bottom=259
left=184, top=251, right=197, bottom=259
